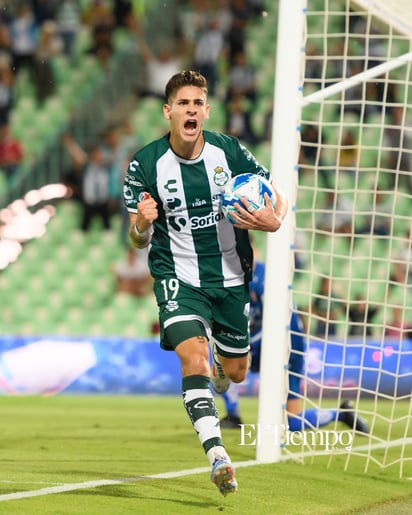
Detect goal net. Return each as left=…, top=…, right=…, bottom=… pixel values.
left=265, top=0, right=412, bottom=478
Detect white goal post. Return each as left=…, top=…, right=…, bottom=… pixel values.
left=257, top=0, right=412, bottom=478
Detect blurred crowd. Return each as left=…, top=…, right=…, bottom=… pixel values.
left=129, top=0, right=269, bottom=144
left=0, top=0, right=106, bottom=181
left=0, top=0, right=271, bottom=185
left=0, top=0, right=272, bottom=307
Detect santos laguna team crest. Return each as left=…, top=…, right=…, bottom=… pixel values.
left=213, top=167, right=229, bottom=187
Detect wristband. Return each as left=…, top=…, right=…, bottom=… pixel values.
left=133, top=223, right=148, bottom=237
left=131, top=223, right=150, bottom=248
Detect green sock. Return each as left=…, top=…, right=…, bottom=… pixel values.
left=182, top=375, right=224, bottom=455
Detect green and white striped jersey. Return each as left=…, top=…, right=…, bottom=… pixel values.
left=124, top=130, right=271, bottom=288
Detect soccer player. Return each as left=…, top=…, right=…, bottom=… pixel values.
left=220, top=260, right=369, bottom=435
left=123, top=70, right=288, bottom=496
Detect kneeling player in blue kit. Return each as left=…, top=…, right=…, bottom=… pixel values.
left=219, top=261, right=369, bottom=434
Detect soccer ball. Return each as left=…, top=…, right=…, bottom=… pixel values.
left=221, top=173, right=276, bottom=224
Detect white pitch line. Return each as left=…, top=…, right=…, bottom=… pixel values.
left=0, top=481, right=65, bottom=485
left=0, top=460, right=259, bottom=502
left=0, top=479, right=125, bottom=502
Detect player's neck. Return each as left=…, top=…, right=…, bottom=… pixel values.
left=169, top=133, right=204, bottom=160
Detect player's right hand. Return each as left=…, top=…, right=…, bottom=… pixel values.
left=136, top=197, right=158, bottom=232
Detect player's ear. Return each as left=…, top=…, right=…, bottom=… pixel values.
left=163, top=103, right=171, bottom=120
left=205, top=103, right=210, bottom=119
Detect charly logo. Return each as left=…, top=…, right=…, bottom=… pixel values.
left=128, top=160, right=140, bottom=172
left=213, top=166, right=229, bottom=187
left=164, top=179, right=178, bottom=193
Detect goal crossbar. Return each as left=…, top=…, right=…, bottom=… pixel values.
left=302, top=51, right=412, bottom=107
left=352, top=0, right=412, bottom=36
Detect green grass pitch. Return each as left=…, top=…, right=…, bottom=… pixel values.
left=0, top=395, right=411, bottom=514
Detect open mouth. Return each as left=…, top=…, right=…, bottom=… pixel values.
left=184, top=119, right=197, bottom=133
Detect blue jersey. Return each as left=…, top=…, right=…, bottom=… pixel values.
left=249, top=261, right=306, bottom=377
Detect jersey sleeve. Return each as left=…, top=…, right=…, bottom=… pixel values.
left=123, top=154, right=150, bottom=214
left=229, top=137, right=272, bottom=182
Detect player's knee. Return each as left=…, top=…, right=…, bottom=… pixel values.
left=229, top=370, right=247, bottom=384
left=226, top=361, right=249, bottom=383
left=219, top=353, right=249, bottom=383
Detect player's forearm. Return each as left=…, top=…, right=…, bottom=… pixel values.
left=129, top=223, right=151, bottom=249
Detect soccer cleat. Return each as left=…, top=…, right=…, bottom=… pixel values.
left=339, top=400, right=369, bottom=434
left=210, top=339, right=231, bottom=394
left=211, top=458, right=238, bottom=496
left=220, top=415, right=243, bottom=429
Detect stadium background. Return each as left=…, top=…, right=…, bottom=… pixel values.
left=1, top=0, right=275, bottom=338
left=0, top=0, right=409, bottom=397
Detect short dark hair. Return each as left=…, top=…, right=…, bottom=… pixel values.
left=165, top=70, right=208, bottom=102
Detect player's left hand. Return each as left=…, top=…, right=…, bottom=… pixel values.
left=231, top=185, right=288, bottom=232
